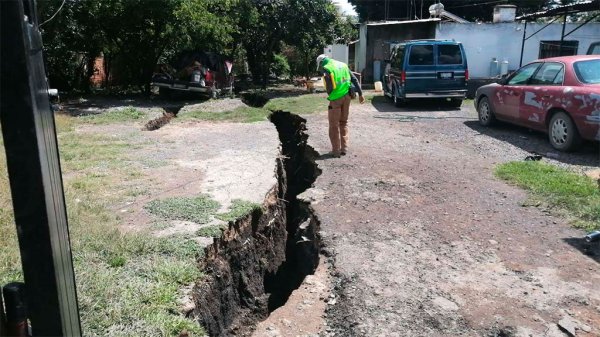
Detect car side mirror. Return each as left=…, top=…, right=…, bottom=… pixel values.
left=497, top=74, right=509, bottom=85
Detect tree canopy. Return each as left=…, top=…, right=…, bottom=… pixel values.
left=38, top=0, right=354, bottom=91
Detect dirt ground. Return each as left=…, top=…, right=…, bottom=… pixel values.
left=62, top=96, right=279, bottom=239
left=298, top=94, right=599, bottom=337
left=62, top=93, right=599, bottom=336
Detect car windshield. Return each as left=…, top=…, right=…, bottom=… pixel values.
left=574, top=59, right=600, bottom=84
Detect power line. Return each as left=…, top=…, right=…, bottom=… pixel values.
left=40, top=0, right=66, bottom=27
left=446, top=0, right=508, bottom=9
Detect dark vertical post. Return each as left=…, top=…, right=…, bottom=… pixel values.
left=0, top=289, right=6, bottom=336
left=519, top=20, right=528, bottom=67
left=0, top=0, right=82, bottom=336
left=559, top=12, right=567, bottom=56
left=3, top=283, right=29, bottom=337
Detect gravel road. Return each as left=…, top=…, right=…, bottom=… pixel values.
left=302, top=93, right=599, bottom=337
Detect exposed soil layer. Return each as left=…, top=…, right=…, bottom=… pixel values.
left=144, top=112, right=176, bottom=131
left=144, top=107, right=183, bottom=131
left=241, top=92, right=270, bottom=108
left=191, top=111, right=322, bottom=336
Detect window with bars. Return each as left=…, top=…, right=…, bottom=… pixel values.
left=539, top=40, right=579, bottom=59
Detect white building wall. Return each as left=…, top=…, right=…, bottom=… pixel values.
left=356, top=23, right=368, bottom=73
left=323, top=44, right=349, bottom=64
left=436, top=22, right=600, bottom=78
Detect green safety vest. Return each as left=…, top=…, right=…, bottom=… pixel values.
left=323, top=59, right=351, bottom=101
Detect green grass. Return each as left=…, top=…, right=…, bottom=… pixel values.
left=80, top=106, right=146, bottom=124
left=264, top=94, right=328, bottom=115
left=58, top=133, right=133, bottom=172
left=180, top=94, right=328, bottom=123
left=145, top=195, right=220, bottom=224
left=0, top=137, right=21, bottom=285
left=180, top=105, right=270, bottom=123
left=0, top=113, right=206, bottom=336
left=216, top=199, right=262, bottom=222
left=196, top=225, right=227, bottom=238
left=496, top=161, right=600, bottom=230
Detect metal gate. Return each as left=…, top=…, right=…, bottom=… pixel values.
left=0, top=0, right=82, bottom=335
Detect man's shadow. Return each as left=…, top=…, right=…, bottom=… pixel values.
left=563, top=237, right=600, bottom=264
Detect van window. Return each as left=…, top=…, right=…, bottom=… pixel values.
left=438, top=44, right=463, bottom=65
left=409, top=45, right=433, bottom=65
left=391, top=46, right=405, bottom=69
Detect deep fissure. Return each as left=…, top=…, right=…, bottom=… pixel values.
left=192, top=110, right=322, bottom=336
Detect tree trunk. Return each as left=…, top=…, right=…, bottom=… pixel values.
left=103, top=55, right=112, bottom=89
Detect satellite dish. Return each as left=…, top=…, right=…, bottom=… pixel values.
left=429, top=3, right=444, bottom=17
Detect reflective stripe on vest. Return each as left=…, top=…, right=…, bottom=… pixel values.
left=323, top=60, right=351, bottom=101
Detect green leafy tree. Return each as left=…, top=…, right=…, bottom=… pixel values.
left=38, top=0, right=236, bottom=92
left=282, top=0, right=357, bottom=79
left=38, top=0, right=355, bottom=92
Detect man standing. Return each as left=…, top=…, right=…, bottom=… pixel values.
left=317, top=54, right=364, bottom=158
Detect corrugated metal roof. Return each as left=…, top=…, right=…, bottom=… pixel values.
left=366, top=18, right=440, bottom=26
left=516, top=0, right=600, bottom=21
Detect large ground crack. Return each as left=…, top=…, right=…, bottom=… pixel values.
left=191, top=110, right=322, bottom=336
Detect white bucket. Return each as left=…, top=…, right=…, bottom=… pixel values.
left=374, top=81, right=383, bottom=92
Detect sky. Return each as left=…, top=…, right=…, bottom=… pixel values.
left=332, top=0, right=358, bottom=16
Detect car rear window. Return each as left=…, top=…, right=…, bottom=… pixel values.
left=409, top=45, right=433, bottom=65
left=574, top=59, right=600, bottom=84
left=438, top=44, right=463, bottom=65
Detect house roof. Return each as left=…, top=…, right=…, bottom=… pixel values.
left=366, top=18, right=440, bottom=26
left=516, top=0, right=600, bottom=21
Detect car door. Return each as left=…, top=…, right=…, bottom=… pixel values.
left=520, top=62, right=565, bottom=130
left=493, top=62, right=542, bottom=121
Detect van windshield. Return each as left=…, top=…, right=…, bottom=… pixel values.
left=438, top=45, right=463, bottom=65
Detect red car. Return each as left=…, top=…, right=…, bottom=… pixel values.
left=475, top=55, right=600, bottom=151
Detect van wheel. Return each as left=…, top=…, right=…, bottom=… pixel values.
left=477, top=96, right=495, bottom=126
left=548, top=111, right=581, bottom=152
left=449, top=98, right=463, bottom=108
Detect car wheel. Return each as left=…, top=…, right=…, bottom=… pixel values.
left=210, top=86, right=218, bottom=99
left=159, top=87, right=172, bottom=99
left=549, top=111, right=581, bottom=152
left=477, top=96, right=495, bottom=126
